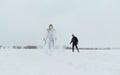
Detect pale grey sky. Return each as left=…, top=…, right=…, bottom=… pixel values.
left=0, top=0, right=120, bottom=47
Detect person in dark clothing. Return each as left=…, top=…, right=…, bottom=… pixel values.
left=70, top=34, right=79, bottom=52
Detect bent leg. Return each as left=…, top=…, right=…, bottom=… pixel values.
left=49, top=40, right=51, bottom=49
left=76, top=45, right=79, bottom=52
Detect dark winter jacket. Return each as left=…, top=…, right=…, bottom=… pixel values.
left=70, top=36, right=78, bottom=45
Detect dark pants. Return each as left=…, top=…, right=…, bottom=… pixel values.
left=72, top=43, right=79, bottom=52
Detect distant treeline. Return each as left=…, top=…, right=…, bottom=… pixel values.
left=64, top=46, right=120, bottom=50
left=0, top=45, right=120, bottom=50
left=0, top=45, right=42, bottom=49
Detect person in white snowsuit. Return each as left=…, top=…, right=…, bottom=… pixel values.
left=44, top=24, right=56, bottom=49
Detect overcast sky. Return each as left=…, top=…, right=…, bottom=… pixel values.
left=0, top=0, right=120, bottom=47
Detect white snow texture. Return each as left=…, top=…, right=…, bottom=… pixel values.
left=0, top=49, right=120, bottom=75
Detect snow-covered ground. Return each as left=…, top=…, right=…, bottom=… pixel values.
left=0, top=49, right=120, bottom=75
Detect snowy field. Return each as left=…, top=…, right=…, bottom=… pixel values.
left=0, top=49, right=120, bottom=75
left=1, top=0, right=120, bottom=75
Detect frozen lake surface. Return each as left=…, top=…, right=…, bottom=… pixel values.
left=0, top=49, right=120, bottom=75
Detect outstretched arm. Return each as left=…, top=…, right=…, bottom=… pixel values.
left=69, top=38, right=73, bottom=45
left=43, top=29, right=49, bottom=45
